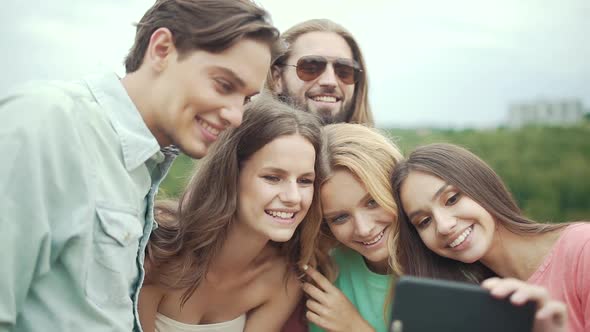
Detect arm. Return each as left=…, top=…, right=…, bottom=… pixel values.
left=302, top=266, right=375, bottom=332
left=138, top=284, right=166, bottom=332
left=244, top=272, right=303, bottom=332
left=577, top=240, right=590, bottom=331
left=0, top=90, right=90, bottom=329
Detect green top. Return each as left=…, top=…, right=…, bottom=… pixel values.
left=0, top=73, right=176, bottom=332
left=309, top=247, right=392, bottom=332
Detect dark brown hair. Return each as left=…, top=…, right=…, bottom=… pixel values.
left=267, top=19, right=373, bottom=126
left=146, top=94, right=323, bottom=305
left=390, top=143, right=568, bottom=282
left=125, top=0, right=280, bottom=73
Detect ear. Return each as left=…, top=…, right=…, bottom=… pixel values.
left=270, top=65, right=283, bottom=92
left=145, top=27, right=176, bottom=72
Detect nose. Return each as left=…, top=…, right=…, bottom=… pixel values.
left=317, top=63, right=338, bottom=87
left=219, top=102, right=244, bottom=128
left=279, top=181, right=301, bottom=205
left=352, top=212, right=375, bottom=238
left=433, top=210, right=457, bottom=235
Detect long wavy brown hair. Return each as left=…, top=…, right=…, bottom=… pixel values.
left=266, top=19, right=374, bottom=126
left=145, top=94, right=323, bottom=305
left=390, top=143, right=570, bottom=283
left=316, top=123, right=404, bottom=281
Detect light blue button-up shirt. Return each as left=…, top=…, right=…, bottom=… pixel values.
left=0, top=72, right=176, bottom=332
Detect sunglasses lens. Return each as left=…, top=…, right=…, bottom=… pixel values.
left=296, top=56, right=327, bottom=81
left=334, top=59, right=360, bottom=84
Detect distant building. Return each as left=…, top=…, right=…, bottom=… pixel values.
left=507, top=98, right=585, bottom=128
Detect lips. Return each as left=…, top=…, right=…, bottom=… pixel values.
left=358, top=226, right=389, bottom=247
left=448, top=225, right=473, bottom=248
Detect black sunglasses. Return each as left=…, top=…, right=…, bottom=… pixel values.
left=281, top=55, right=362, bottom=85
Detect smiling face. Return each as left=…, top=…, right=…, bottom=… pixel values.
left=320, top=169, right=394, bottom=272
left=236, top=134, right=316, bottom=242
left=151, top=37, right=272, bottom=158
left=275, top=31, right=355, bottom=124
left=399, top=170, right=496, bottom=263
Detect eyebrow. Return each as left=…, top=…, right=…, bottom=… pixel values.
left=406, top=183, right=449, bottom=220
left=322, top=192, right=371, bottom=218
left=215, top=67, right=246, bottom=89
left=261, top=167, right=315, bottom=178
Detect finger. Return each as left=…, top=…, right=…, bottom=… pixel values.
left=306, top=309, right=333, bottom=331
left=486, top=278, right=525, bottom=299
left=305, top=299, right=328, bottom=317
left=302, top=265, right=335, bottom=292
left=536, top=300, right=567, bottom=326
left=510, top=284, right=549, bottom=306
left=481, top=277, right=501, bottom=289
left=302, top=282, right=328, bottom=304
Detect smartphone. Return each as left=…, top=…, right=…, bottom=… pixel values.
left=390, top=276, right=536, bottom=332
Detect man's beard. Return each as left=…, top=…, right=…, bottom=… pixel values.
left=278, top=85, right=354, bottom=125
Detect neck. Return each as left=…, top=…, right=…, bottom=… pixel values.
left=208, top=220, right=271, bottom=275
left=121, top=71, right=167, bottom=147
left=364, top=257, right=389, bottom=275
left=479, top=225, right=562, bottom=280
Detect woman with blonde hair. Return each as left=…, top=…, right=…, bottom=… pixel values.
left=299, top=123, right=403, bottom=332
left=139, top=95, right=323, bottom=332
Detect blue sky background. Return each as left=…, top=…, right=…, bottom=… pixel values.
left=1, top=0, right=589, bottom=128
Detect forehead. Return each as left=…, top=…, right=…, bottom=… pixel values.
left=198, top=38, right=271, bottom=92
left=400, top=171, right=446, bottom=205
left=243, top=134, right=316, bottom=171
left=289, top=31, right=353, bottom=60
left=321, top=169, right=366, bottom=210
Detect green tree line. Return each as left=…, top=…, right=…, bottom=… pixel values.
left=160, top=125, right=590, bottom=223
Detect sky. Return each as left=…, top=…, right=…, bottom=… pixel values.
left=1, top=0, right=589, bottom=128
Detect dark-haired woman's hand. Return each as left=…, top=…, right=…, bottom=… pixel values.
left=482, top=277, right=567, bottom=332
left=301, top=265, right=375, bottom=332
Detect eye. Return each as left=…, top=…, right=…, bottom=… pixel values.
left=297, top=177, right=314, bottom=186
left=215, top=78, right=234, bottom=94
left=366, top=198, right=378, bottom=209
left=262, top=175, right=280, bottom=183
left=445, top=193, right=461, bottom=206
left=416, top=216, right=432, bottom=229
left=243, top=95, right=252, bottom=105
left=328, top=214, right=350, bottom=225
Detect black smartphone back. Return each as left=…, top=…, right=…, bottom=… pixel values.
left=390, top=276, right=536, bottom=332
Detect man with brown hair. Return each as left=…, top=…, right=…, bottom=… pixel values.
left=267, top=19, right=374, bottom=126
left=0, top=1, right=278, bottom=331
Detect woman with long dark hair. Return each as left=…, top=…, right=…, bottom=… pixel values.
left=139, top=95, right=323, bottom=332
left=390, top=143, right=589, bottom=332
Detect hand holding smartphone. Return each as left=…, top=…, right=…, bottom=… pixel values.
left=390, top=276, right=536, bottom=332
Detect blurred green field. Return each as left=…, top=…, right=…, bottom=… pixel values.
left=159, top=124, right=590, bottom=223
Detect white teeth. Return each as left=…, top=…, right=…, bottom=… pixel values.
left=362, top=229, right=385, bottom=246
left=266, top=211, right=295, bottom=219
left=312, top=95, right=337, bottom=103
left=197, top=119, right=220, bottom=136
left=449, top=226, right=473, bottom=248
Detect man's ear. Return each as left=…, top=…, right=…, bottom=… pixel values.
left=145, top=27, right=176, bottom=72
left=270, top=65, right=283, bottom=92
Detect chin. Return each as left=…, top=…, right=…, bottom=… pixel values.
left=269, top=230, right=297, bottom=243
left=178, top=142, right=208, bottom=159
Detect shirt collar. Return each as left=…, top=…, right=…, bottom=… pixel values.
left=84, top=72, right=161, bottom=171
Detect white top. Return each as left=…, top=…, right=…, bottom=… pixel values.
left=155, top=313, right=246, bottom=332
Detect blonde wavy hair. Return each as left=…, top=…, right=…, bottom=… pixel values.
left=316, top=123, right=403, bottom=281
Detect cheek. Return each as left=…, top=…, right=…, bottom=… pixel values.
left=328, top=225, right=349, bottom=243
left=418, top=231, right=438, bottom=251
left=300, top=188, right=315, bottom=208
